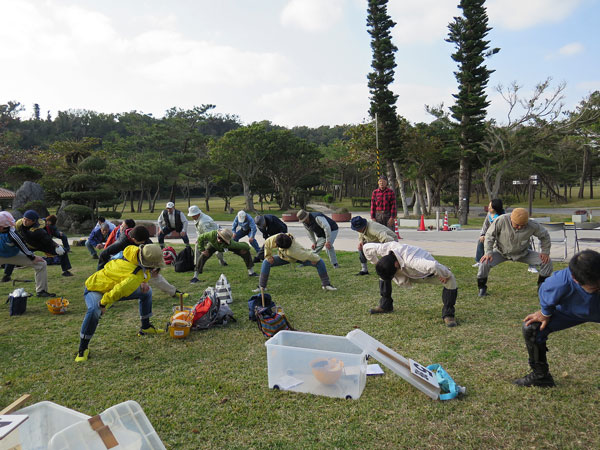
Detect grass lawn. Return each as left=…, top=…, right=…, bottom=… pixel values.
left=1, top=246, right=599, bottom=449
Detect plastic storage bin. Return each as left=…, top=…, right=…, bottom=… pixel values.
left=265, top=330, right=367, bottom=399
left=48, top=400, right=166, bottom=450
left=0, top=401, right=90, bottom=450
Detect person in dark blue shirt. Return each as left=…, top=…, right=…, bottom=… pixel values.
left=515, top=250, right=600, bottom=387
left=253, top=214, right=287, bottom=263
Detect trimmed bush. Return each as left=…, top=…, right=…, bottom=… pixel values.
left=63, top=204, right=93, bottom=221
left=102, top=211, right=122, bottom=219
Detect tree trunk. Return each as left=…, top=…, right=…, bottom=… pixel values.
left=120, top=191, right=128, bottom=214
left=280, top=184, right=291, bottom=211
left=169, top=182, right=177, bottom=203
left=204, top=179, right=211, bottom=212
left=150, top=183, right=160, bottom=213
left=424, top=177, right=433, bottom=212
left=242, top=178, right=254, bottom=211
left=130, top=190, right=135, bottom=213
left=392, top=161, right=409, bottom=218
left=458, top=156, right=470, bottom=225
left=578, top=146, right=589, bottom=199
left=415, top=178, right=428, bottom=216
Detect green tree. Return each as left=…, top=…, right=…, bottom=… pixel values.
left=366, top=0, right=401, bottom=186
left=446, top=0, right=499, bottom=224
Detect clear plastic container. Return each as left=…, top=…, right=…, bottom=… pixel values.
left=265, top=330, right=367, bottom=400
left=47, top=400, right=165, bottom=450
left=0, top=401, right=90, bottom=450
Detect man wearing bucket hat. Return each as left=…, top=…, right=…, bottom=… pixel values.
left=75, top=244, right=166, bottom=362
left=232, top=210, right=260, bottom=253
left=296, top=209, right=339, bottom=268
left=187, top=205, right=227, bottom=267
left=253, top=214, right=287, bottom=263
left=371, top=175, right=397, bottom=230
left=477, top=208, right=553, bottom=297
left=157, top=201, right=189, bottom=249
left=363, top=242, right=458, bottom=327
left=350, top=215, right=398, bottom=276
left=190, top=228, right=256, bottom=283
left=0, top=211, right=55, bottom=297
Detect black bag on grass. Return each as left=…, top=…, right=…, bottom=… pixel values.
left=174, top=246, right=195, bottom=272
left=6, top=294, right=29, bottom=316
left=248, top=292, right=275, bottom=321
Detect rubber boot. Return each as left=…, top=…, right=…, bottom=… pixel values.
left=441, top=288, right=457, bottom=327
left=537, top=275, right=549, bottom=291
left=514, top=322, right=555, bottom=387
left=371, top=279, right=393, bottom=314
left=477, top=278, right=488, bottom=297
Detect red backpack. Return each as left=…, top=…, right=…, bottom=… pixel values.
left=162, top=246, right=177, bottom=265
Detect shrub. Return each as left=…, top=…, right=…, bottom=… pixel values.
left=323, top=193, right=334, bottom=204
left=336, top=207, right=349, bottom=213
left=63, top=204, right=93, bottom=221
left=19, top=200, right=47, bottom=214
left=102, top=211, right=122, bottom=219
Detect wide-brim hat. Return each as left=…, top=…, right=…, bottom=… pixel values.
left=255, top=215, right=265, bottom=228
left=217, top=228, right=233, bottom=244
left=188, top=205, right=202, bottom=216
left=350, top=216, right=367, bottom=231
left=296, top=209, right=309, bottom=222
left=138, top=244, right=166, bottom=268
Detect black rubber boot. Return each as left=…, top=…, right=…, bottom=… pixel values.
left=371, top=279, right=393, bottom=314
left=514, top=322, right=555, bottom=387
left=441, top=288, right=457, bottom=326
left=477, top=278, right=488, bottom=297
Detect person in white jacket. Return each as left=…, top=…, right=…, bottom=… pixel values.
left=363, top=242, right=458, bottom=327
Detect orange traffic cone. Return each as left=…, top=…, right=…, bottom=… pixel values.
left=442, top=211, right=449, bottom=231
left=394, top=218, right=402, bottom=239
left=418, top=215, right=426, bottom=231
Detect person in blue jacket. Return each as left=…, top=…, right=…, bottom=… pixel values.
left=253, top=214, right=288, bottom=263
left=232, top=210, right=260, bottom=253
left=85, top=223, right=110, bottom=259
left=515, top=250, right=600, bottom=387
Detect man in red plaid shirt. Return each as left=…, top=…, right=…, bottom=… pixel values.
left=371, top=175, right=397, bottom=230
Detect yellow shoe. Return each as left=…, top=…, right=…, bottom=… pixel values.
left=138, top=325, right=165, bottom=336
left=75, top=349, right=89, bottom=362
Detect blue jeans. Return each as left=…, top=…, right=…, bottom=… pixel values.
left=85, top=239, right=99, bottom=256
left=475, top=240, right=484, bottom=262
left=233, top=228, right=261, bottom=252
left=259, top=256, right=327, bottom=288
left=79, top=286, right=153, bottom=340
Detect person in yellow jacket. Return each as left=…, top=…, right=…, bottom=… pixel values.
left=75, top=244, right=167, bottom=362
left=252, top=233, right=337, bottom=293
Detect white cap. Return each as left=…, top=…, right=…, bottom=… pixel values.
left=166, top=202, right=175, bottom=209
left=237, top=211, right=246, bottom=222
left=188, top=205, right=202, bottom=216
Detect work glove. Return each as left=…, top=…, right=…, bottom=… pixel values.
left=55, top=246, right=65, bottom=256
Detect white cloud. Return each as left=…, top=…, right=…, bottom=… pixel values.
left=558, top=42, right=584, bottom=56
left=487, top=0, right=582, bottom=30
left=280, top=0, right=344, bottom=32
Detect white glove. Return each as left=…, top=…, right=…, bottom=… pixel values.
left=55, top=245, right=65, bottom=256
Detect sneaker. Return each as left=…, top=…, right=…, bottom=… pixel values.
left=478, top=287, right=488, bottom=297
left=190, top=277, right=200, bottom=284
left=252, top=286, right=267, bottom=293
left=370, top=306, right=393, bottom=314
left=514, top=371, right=555, bottom=387
left=355, top=270, right=369, bottom=276
left=248, top=272, right=258, bottom=277
left=472, top=262, right=480, bottom=268
left=1, top=275, right=10, bottom=283
left=62, top=271, right=74, bottom=277
left=322, top=285, right=337, bottom=291
left=75, top=349, right=89, bottom=362
left=528, top=266, right=539, bottom=274
left=91, top=254, right=99, bottom=260
left=138, top=324, right=165, bottom=336
left=333, top=264, right=340, bottom=269
left=444, top=316, right=457, bottom=327
left=37, top=290, right=56, bottom=298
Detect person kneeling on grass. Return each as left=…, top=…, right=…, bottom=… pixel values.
left=363, top=242, right=458, bottom=327
left=252, top=233, right=337, bottom=293
left=514, top=250, right=600, bottom=388
left=75, top=244, right=166, bottom=362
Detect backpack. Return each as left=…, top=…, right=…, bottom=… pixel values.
left=248, top=292, right=275, bottom=321
left=215, top=273, right=233, bottom=305
left=174, top=246, right=195, bottom=272
left=162, top=246, right=177, bottom=265
left=192, top=287, right=235, bottom=329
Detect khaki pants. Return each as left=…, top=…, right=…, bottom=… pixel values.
left=0, top=252, right=48, bottom=293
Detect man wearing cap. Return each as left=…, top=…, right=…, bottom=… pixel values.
left=253, top=214, right=288, bottom=263
left=232, top=210, right=260, bottom=253
left=253, top=233, right=337, bottom=293
left=187, top=205, right=227, bottom=267
left=190, top=228, right=256, bottom=283
left=85, top=222, right=110, bottom=259
left=371, top=175, right=397, bottom=230
left=75, top=243, right=166, bottom=362
left=13, top=210, right=73, bottom=277
left=296, top=209, right=339, bottom=268
left=157, top=202, right=189, bottom=248
left=363, top=242, right=458, bottom=327
left=350, top=215, right=398, bottom=276
left=0, top=211, right=55, bottom=297
left=477, top=208, right=553, bottom=297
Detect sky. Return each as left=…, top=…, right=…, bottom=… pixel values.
left=0, top=0, right=598, bottom=128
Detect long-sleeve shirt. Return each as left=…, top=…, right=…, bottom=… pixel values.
left=157, top=210, right=188, bottom=232
left=0, top=228, right=36, bottom=260
left=539, top=268, right=600, bottom=321
left=264, top=233, right=320, bottom=263
left=304, top=215, right=336, bottom=244
left=358, top=220, right=398, bottom=244
left=484, top=215, right=551, bottom=260
left=370, top=187, right=397, bottom=219
left=363, top=242, right=451, bottom=288
left=479, top=212, right=500, bottom=237
left=258, top=215, right=287, bottom=239
left=232, top=216, right=257, bottom=238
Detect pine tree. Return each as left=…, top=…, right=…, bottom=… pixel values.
left=446, top=0, right=499, bottom=224
left=366, top=0, right=400, bottom=183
